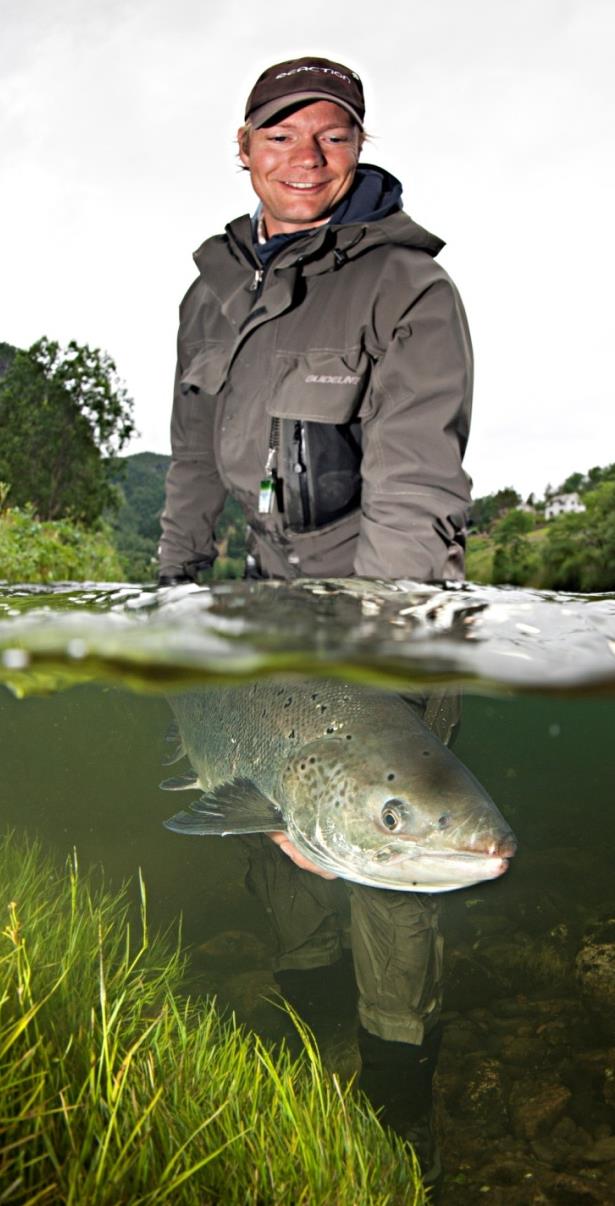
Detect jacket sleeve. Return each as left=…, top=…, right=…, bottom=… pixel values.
left=354, top=270, right=473, bottom=581
left=158, top=347, right=227, bottom=578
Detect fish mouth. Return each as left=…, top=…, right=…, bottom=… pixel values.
left=351, top=843, right=516, bottom=894
left=386, top=843, right=511, bottom=873
left=302, top=842, right=515, bottom=894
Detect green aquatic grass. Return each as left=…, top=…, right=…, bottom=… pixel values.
left=0, top=833, right=425, bottom=1204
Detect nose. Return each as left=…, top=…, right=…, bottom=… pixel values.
left=289, top=136, right=326, bottom=169
left=486, top=831, right=518, bottom=859
left=458, top=825, right=518, bottom=859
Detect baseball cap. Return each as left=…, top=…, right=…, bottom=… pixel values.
left=244, top=56, right=365, bottom=129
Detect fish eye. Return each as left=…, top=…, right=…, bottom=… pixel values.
left=437, top=814, right=451, bottom=830
left=381, top=800, right=404, bottom=831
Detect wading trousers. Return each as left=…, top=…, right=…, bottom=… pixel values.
left=244, top=691, right=459, bottom=1045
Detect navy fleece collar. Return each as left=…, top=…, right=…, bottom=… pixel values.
left=252, top=163, right=403, bottom=265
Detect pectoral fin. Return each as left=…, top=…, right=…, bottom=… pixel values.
left=163, top=778, right=285, bottom=836
left=159, top=773, right=201, bottom=791
left=161, top=745, right=187, bottom=767
left=161, top=720, right=186, bottom=766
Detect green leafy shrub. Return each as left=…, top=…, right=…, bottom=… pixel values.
left=491, top=509, right=539, bottom=586
left=540, top=481, right=615, bottom=591
left=0, top=494, right=123, bottom=583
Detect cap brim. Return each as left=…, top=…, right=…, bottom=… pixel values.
left=248, top=92, right=363, bottom=129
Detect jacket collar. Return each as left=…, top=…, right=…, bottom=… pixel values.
left=194, top=210, right=443, bottom=288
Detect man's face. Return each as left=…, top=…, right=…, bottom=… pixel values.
left=238, top=100, right=361, bottom=236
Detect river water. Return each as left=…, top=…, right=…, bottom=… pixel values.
left=1, top=578, right=615, bottom=1204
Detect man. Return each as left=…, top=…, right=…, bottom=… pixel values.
left=159, top=56, right=473, bottom=1189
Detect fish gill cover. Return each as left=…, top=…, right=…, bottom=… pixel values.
left=0, top=578, right=614, bottom=696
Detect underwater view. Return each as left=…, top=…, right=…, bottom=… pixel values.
left=1, top=578, right=615, bottom=1204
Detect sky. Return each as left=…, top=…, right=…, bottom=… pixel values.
left=2, top=0, right=614, bottom=500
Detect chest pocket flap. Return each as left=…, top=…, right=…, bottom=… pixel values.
left=267, top=349, right=371, bottom=423
left=180, top=343, right=233, bottom=397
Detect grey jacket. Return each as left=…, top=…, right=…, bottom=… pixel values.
left=159, top=206, right=473, bottom=581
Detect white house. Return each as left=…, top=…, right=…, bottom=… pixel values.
left=544, top=492, right=586, bottom=520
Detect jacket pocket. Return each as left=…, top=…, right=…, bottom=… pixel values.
left=267, top=348, right=370, bottom=422
left=180, top=342, right=233, bottom=397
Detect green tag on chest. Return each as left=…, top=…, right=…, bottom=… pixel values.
left=258, top=478, right=275, bottom=514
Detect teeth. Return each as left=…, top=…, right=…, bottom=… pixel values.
left=284, top=182, right=319, bottom=189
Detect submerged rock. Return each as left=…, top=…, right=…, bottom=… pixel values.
left=460, top=1057, right=509, bottom=1137
left=575, top=918, right=615, bottom=1041
left=509, top=1078, right=572, bottom=1140
left=222, top=969, right=279, bottom=1018
left=581, top=1135, right=615, bottom=1164
left=603, top=1061, right=615, bottom=1109
left=196, top=928, right=270, bottom=968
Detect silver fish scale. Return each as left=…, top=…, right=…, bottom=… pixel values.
left=164, top=679, right=518, bottom=892
left=168, top=679, right=413, bottom=797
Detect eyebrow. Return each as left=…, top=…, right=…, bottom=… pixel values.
left=266, top=119, right=355, bottom=133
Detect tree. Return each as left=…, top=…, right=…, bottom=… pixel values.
left=587, top=463, right=615, bottom=488
left=540, top=481, right=615, bottom=591
left=0, top=337, right=135, bottom=524
left=559, top=471, right=586, bottom=495
left=491, top=508, right=537, bottom=586
left=470, top=487, right=522, bottom=532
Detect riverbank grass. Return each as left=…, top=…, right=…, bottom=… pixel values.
left=0, top=833, right=425, bottom=1204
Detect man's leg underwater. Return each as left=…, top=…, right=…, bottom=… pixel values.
left=351, top=688, right=461, bottom=1191
left=243, top=835, right=356, bottom=1033
left=350, top=882, right=444, bottom=1185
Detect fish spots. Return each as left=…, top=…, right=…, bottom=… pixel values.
left=283, top=697, right=293, bottom=709
left=386, top=772, right=396, bottom=782
left=287, top=728, right=296, bottom=739
left=422, top=750, right=431, bottom=757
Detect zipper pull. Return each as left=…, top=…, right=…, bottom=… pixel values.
left=250, top=267, right=264, bottom=292
left=259, top=423, right=279, bottom=514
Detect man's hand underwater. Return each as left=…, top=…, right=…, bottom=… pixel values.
left=269, top=832, right=338, bottom=879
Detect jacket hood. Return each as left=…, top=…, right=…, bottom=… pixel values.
left=328, top=162, right=403, bottom=226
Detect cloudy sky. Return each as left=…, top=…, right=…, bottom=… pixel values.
left=2, top=0, right=614, bottom=500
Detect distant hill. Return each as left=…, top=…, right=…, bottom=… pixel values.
left=109, top=451, right=246, bottom=581
left=107, top=452, right=170, bottom=581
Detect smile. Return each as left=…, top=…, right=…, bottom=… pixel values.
left=280, top=181, right=327, bottom=190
